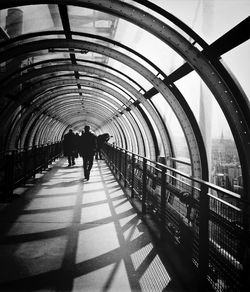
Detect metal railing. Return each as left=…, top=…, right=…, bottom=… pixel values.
left=0, top=142, right=62, bottom=200
left=103, top=143, right=249, bottom=292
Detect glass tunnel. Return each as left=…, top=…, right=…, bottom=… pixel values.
left=0, top=1, right=249, bottom=291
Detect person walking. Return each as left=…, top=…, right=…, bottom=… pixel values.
left=63, top=129, right=77, bottom=167
left=95, top=133, right=110, bottom=160
left=79, top=125, right=97, bottom=180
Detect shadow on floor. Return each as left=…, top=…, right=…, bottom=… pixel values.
left=0, top=158, right=192, bottom=292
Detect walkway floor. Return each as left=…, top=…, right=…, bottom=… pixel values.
left=0, top=158, right=189, bottom=292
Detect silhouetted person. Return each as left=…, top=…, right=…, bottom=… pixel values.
left=63, top=129, right=76, bottom=166
left=75, top=132, right=80, bottom=158
left=79, top=125, right=97, bottom=180
left=95, top=133, right=110, bottom=160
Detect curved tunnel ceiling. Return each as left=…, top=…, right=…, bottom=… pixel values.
left=0, top=0, right=250, bottom=198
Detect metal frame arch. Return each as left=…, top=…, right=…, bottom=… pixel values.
left=11, top=78, right=133, bottom=113
left=94, top=115, right=125, bottom=149
left=103, top=116, right=127, bottom=150
left=58, top=105, right=115, bottom=126
left=29, top=116, right=46, bottom=147
left=122, top=111, right=142, bottom=154
left=42, top=119, right=63, bottom=145
left=1, top=65, right=137, bottom=102
left=25, top=113, right=66, bottom=148
left=4, top=109, right=28, bottom=149
left=104, top=109, right=144, bottom=155
left=38, top=117, right=55, bottom=145
left=42, top=95, right=120, bottom=121
left=112, top=117, right=127, bottom=149
left=21, top=113, right=43, bottom=148
left=19, top=112, right=41, bottom=149
left=32, top=115, right=56, bottom=146
left=13, top=64, right=167, bottom=157
left=103, top=120, right=122, bottom=149
left=52, top=122, right=66, bottom=143
left=1, top=54, right=146, bottom=94
left=119, top=112, right=139, bottom=154
left=0, top=38, right=204, bottom=177
left=110, top=113, right=137, bottom=153
left=19, top=79, right=156, bottom=157
left=21, top=114, right=60, bottom=148
left=2, top=1, right=249, bottom=193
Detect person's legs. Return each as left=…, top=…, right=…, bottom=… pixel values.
left=88, top=155, right=94, bottom=172
left=83, top=156, right=88, bottom=177
left=85, top=155, right=94, bottom=180
left=67, top=156, right=71, bottom=166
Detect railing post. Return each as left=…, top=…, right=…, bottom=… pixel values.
left=23, top=148, right=29, bottom=180
left=142, top=157, right=147, bottom=215
left=115, top=146, right=118, bottom=175
left=198, top=184, right=209, bottom=289
left=124, top=150, right=128, bottom=188
left=4, top=150, right=15, bottom=200
left=111, top=145, right=114, bottom=170
left=131, top=153, right=135, bottom=198
left=32, top=145, right=37, bottom=177
left=119, top=149, right=122, bottom=180
left=160, top=166, right=166, bottom=239
left=43, top=145, right=48, bottom=170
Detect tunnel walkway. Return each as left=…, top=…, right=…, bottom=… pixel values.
left=0, top=157, right=196, bottom=292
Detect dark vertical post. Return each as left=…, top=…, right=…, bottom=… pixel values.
left=44, top=145, right=49, bottom=170
left=23, top=148, right=28, bottom=180
left=124, top=150, right=128, bottom=188
left=160, top=166, right=166, bottom=239
left=111, top=145, right=114, bottom=170
left=115, top=146, right=118, bottom=175
left=142, top=158, right=147, bottom=214
left=119, top=148, right=122, bottom=180
left=198, top=184, right=209, bottom=288
left=131, top=153, right=135, bottom=198
left=32, top=145, right=37, bottom=178
left=4, top=150, right=15, bottom=199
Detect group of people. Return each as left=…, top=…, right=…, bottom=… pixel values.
left=63, top=125, right=110, bottom=181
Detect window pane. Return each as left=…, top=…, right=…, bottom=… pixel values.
left=151, top=93, right=190, bottom=162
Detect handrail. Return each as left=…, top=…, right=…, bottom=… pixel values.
left=0, top=142, right=62, bottom=200
left=113, top=145, right=244, bottom=202
left=103, top=143, right=249, bottom=292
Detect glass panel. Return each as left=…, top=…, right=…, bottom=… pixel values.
left=130, top=110, right=150, bottom=157
left=114, top=18, right=184, bottom=75
left=68, top=6, right=118, bottom=39
left=140, top=103, right=164, bottom=157
left=138, top=0, right=250, bottom=44
left=0, top=5, right=62, bottom=37
left=222, top=40, right=250, bottom=101
left=120, top=0, right=195, bottom=43
left=107, top=59, right=152, bottom=91
left=175, top=70, right=242, bottom=193
left=117, top=115, right=134, bottom=151
left=174, top=71, right=201, bottom=123
left=151, top=93, right=190, bottom=162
